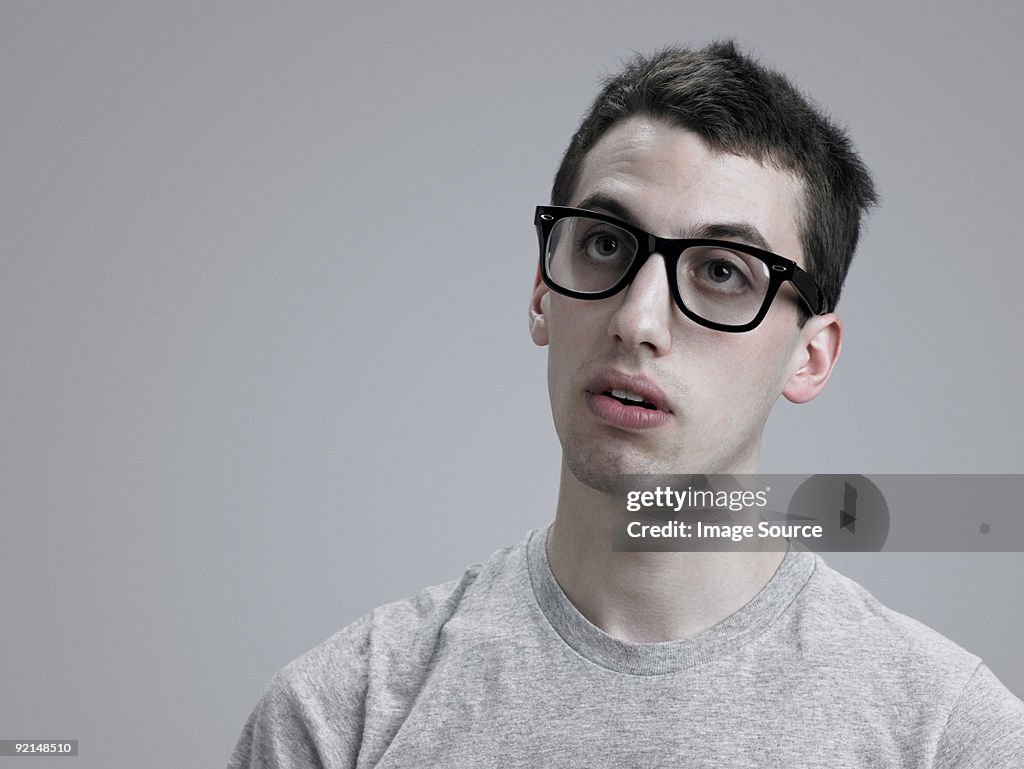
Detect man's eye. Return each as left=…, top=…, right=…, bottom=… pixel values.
left=695, top=258, right=753, bottom=291
left=582, top=233, right=622, bottom=259
left=706, top=261, right=737, bottom=283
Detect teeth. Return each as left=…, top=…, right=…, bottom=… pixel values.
left=611, top=389, right=646, bottom=403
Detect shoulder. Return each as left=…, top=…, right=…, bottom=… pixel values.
left=787, top=553, right=1024, bottom=762
left=936, top=662, right=1024, bottom=766
left=228, top=537, right=531, bottom=768
left=281, top=535, right=527, bottom=681
left=793, top=553, right=983, bottom=679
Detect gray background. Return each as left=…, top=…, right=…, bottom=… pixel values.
left=2, top=2, right=1022, bottom=767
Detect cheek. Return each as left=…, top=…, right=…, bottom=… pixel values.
left=547, top=296, right=608, bottom=353
left=735, top=333, right=802, bottom=413
left=684, top=331, right=795, bottom=418
left=545, top=299, right=591, bottom=398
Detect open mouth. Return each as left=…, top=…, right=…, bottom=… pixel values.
left=604, top=388, right=658, bottom=410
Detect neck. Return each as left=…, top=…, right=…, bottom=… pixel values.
left=546, top=460, right=787, bottom=643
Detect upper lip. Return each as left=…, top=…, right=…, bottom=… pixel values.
left=585, top=370, right=673, bottom=413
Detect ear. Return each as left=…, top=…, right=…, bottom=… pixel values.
left=782, top=313, right=842, bottom=404
left=529, top=265, right=550, bottom=347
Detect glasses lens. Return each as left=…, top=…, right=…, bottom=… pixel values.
left=677, top=246, right=771, bottom=326
left=546, top=217, right=638, bottom=294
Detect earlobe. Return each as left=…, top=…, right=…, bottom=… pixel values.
left=783, top=314, right=842, bottom=404
left=529, top=265, right=550, bottom=347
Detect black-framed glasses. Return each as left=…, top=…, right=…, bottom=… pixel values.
left=535, top=205, right=823, bottom=333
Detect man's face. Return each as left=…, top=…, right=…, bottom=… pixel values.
left=531, top=116, right=833, bottom=490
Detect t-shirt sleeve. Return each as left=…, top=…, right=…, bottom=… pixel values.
left=935, top=662, right=1024, bottom=767
left=226, top=617, right=372, bottom=769
left=227, top=673, right=331, bottom=769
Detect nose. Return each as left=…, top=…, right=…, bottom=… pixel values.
left=607, top=253, right=673, bottom=355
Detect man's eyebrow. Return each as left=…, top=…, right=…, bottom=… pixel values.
left=690, top=222, right=775, bottom=253
left=575, top=193, right=776, bottom=253
left=575, top=193, right=642, bottom=227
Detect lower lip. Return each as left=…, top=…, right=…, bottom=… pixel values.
left=586, top=392, right=671, bottom=430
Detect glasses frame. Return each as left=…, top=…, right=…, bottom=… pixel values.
left=535, top=205, right=824, bottom=333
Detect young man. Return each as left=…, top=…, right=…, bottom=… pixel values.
left=229, top=42, right=1024, bottom=767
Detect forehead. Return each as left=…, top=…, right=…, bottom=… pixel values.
left=573, top=116, right=807, bottom=266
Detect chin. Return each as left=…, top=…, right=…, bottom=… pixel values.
left=562, top=441, right=678, bottom=495
left=561, top=432, right=756, bottom=493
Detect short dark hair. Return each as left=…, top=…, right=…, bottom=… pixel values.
left=551, top=41, right=878, bottom=314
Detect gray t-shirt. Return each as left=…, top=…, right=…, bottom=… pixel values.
left=229, top=527, right=1024, bottom=767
